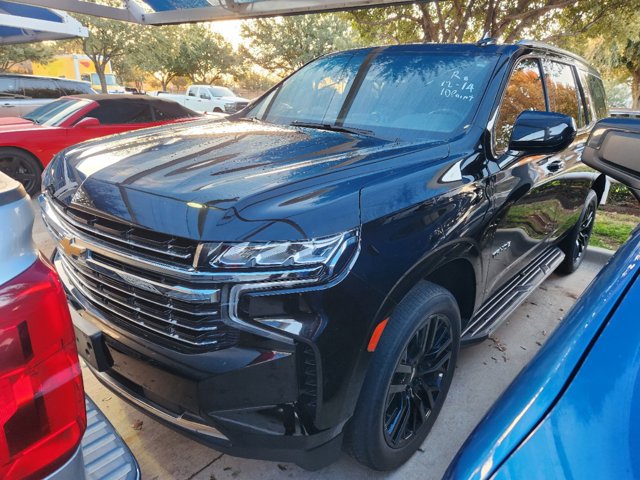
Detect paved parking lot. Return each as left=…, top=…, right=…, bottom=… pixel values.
left=32, top=200, right=609, bottom=480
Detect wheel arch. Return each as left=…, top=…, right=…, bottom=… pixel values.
left=590, top=173, right=607, bottom=205
left=0, top=145, right=44, bottom=168
left=372, top=239, right=483, bottom=334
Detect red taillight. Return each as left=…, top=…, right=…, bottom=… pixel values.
left=0, top=257, right=86, bottom=480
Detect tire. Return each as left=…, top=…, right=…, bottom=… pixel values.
left=0, top=148, right=42, bottom=197
left=557, top=189, right=598, bottom=275
left=346, top=281, right=461, bottom=471
left=213, top=107, right=224, bottom=113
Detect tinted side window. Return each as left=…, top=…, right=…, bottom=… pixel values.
left=90, top=101, right=152, bottom=124
left=0, top=77, right=22, bottom=97
left=494, top=59, right=546, bottom=154
left=587, top=74, right=608, bottom=120
left=542, top=60, right=581, bottom=124
left=152, top=104, right=190, bottom=121
left=576, top=69, right=595, bottom=125
left=21, top=77, right=62, bottom=99
left=58, top=79, right=93, bottom=95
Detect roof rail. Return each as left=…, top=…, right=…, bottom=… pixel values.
left=516, top=39, right=590, bottom=65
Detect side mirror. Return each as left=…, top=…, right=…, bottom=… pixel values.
left=582, top=117, right=640, bottom=198
left=74, top=117, right=100, bottom=128
left=508, top=111, right=576, bottom=155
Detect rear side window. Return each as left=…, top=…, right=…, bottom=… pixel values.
left=494, top=58, right=546, bottom=154
left=587, top=74, right=608, bottom=120
left=152, top=103, right=194, bottom=121
left=0, top=77, right=22, bottom=97
left=20, top=77, right=62, bottom=99
left=90, top=101, right=153, bottom=124
left=541, top=60, right=582, bottom=126
left=58, top=79, right=93, bottom=95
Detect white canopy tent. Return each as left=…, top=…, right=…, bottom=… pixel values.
left=0, top=1, right=87, bottom=44
left=13, top=0, right=428, bottom=24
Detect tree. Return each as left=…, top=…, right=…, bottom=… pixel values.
left=559, top=5, right=640, bottom=108
left=133, top=26, right=183, bottom=91
left=172, top=25, right=235, bottom=84
left=348, top=1, right=634, bottom=45
left=241, top=14, right=362, bottom=77
left=111, top=54, right=146, bottom=91
left=0, top=44, right=54, bottom=72
left=74, top=10, right=143, bottom=92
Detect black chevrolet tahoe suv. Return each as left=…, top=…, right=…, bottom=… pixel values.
left=40, top=40, right=608, bottom=471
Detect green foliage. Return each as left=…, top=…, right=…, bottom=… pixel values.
left=240, top=14, right=362, bottom=77
left=559, top=7, right=640, bottom=108
left=0, top=43, right=55, bottom=72
left=172, top=25, right=235, bottom=84
left=591, top=209, right=639, bottom=250
left=74, top=9, right=143, bottom=92
left=608, top=183, right=637, bottom=204
left=349, top=1, right=638, bottom=45
left=131, top=26, right=183, bottom=90
left=234, top=66, right=277, bottom=92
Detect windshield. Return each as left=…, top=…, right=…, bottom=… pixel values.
left=247, top=49, right=499, bottom=140
left=208, top=86, right=235, bottom=98
left=23, top=98, right=92, bottom=126
left=91, top=73, right=118, bottom=86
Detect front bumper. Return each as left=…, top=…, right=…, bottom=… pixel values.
left=55, top=248, right=345, bottom=470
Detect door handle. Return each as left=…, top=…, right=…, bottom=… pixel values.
left=2, top=103, right=14, bottom=107
left=547, top=160, right=564, bottom=173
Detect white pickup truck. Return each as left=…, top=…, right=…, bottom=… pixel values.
left=157, top=85, right=249, bottom=114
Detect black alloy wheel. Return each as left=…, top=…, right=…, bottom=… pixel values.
left=346, top=281, right=460, bottom=471
left=558, top=189, right=598, bottom=274
left=0, top=148, right=42, bottom=197
left=384, top=313, right=453, bottom=448
left=574, top=201, right=595, bottom=263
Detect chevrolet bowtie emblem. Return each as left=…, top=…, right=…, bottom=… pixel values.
left=60, top=236, right=87, bottom=257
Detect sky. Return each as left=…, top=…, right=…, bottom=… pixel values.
left=209, top=19, right=244, bottom=48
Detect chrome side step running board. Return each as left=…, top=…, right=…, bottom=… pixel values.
left=462, top=246, right=565, bottom=343
left=81, top=397, right=140, bottom=480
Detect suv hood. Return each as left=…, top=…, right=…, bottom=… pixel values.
left=44, top=119, right=448, bottom=242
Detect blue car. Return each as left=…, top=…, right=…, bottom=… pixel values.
left=445, top=117, right=640, bottom=479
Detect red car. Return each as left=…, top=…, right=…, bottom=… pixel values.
left=0, top=94, right=202, bottom=195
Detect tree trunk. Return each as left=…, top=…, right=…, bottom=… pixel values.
left=96, top=66, right=108, bottom=94
left=632, top=70, right=640, bottom=110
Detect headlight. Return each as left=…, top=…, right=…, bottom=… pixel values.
left=222, top=230, right=360, bottom=342
left=209, top=231, right=355, bottom=269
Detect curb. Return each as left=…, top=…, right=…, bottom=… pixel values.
left=585, top=246, right=615, bottom=265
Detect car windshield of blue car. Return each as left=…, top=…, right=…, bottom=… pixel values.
left=247, top=50, right=498, bottom=140
left=23, top=98, right=92, bottom=126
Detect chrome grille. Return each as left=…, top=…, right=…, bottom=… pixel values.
left=225, top=101, right=249, bottom=113
left=51, top=197, right=196, bottom=267
left=41, top=193, right=239, bottom=350
left=58, top=251, right=237, bottom=348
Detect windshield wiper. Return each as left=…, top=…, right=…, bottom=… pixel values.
left=290, top=121, right=374, bottom=137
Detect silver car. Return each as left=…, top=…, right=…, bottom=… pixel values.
left=0, top=172, right=139, bottom=480
left=0, top=74, right=94, bottom=117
